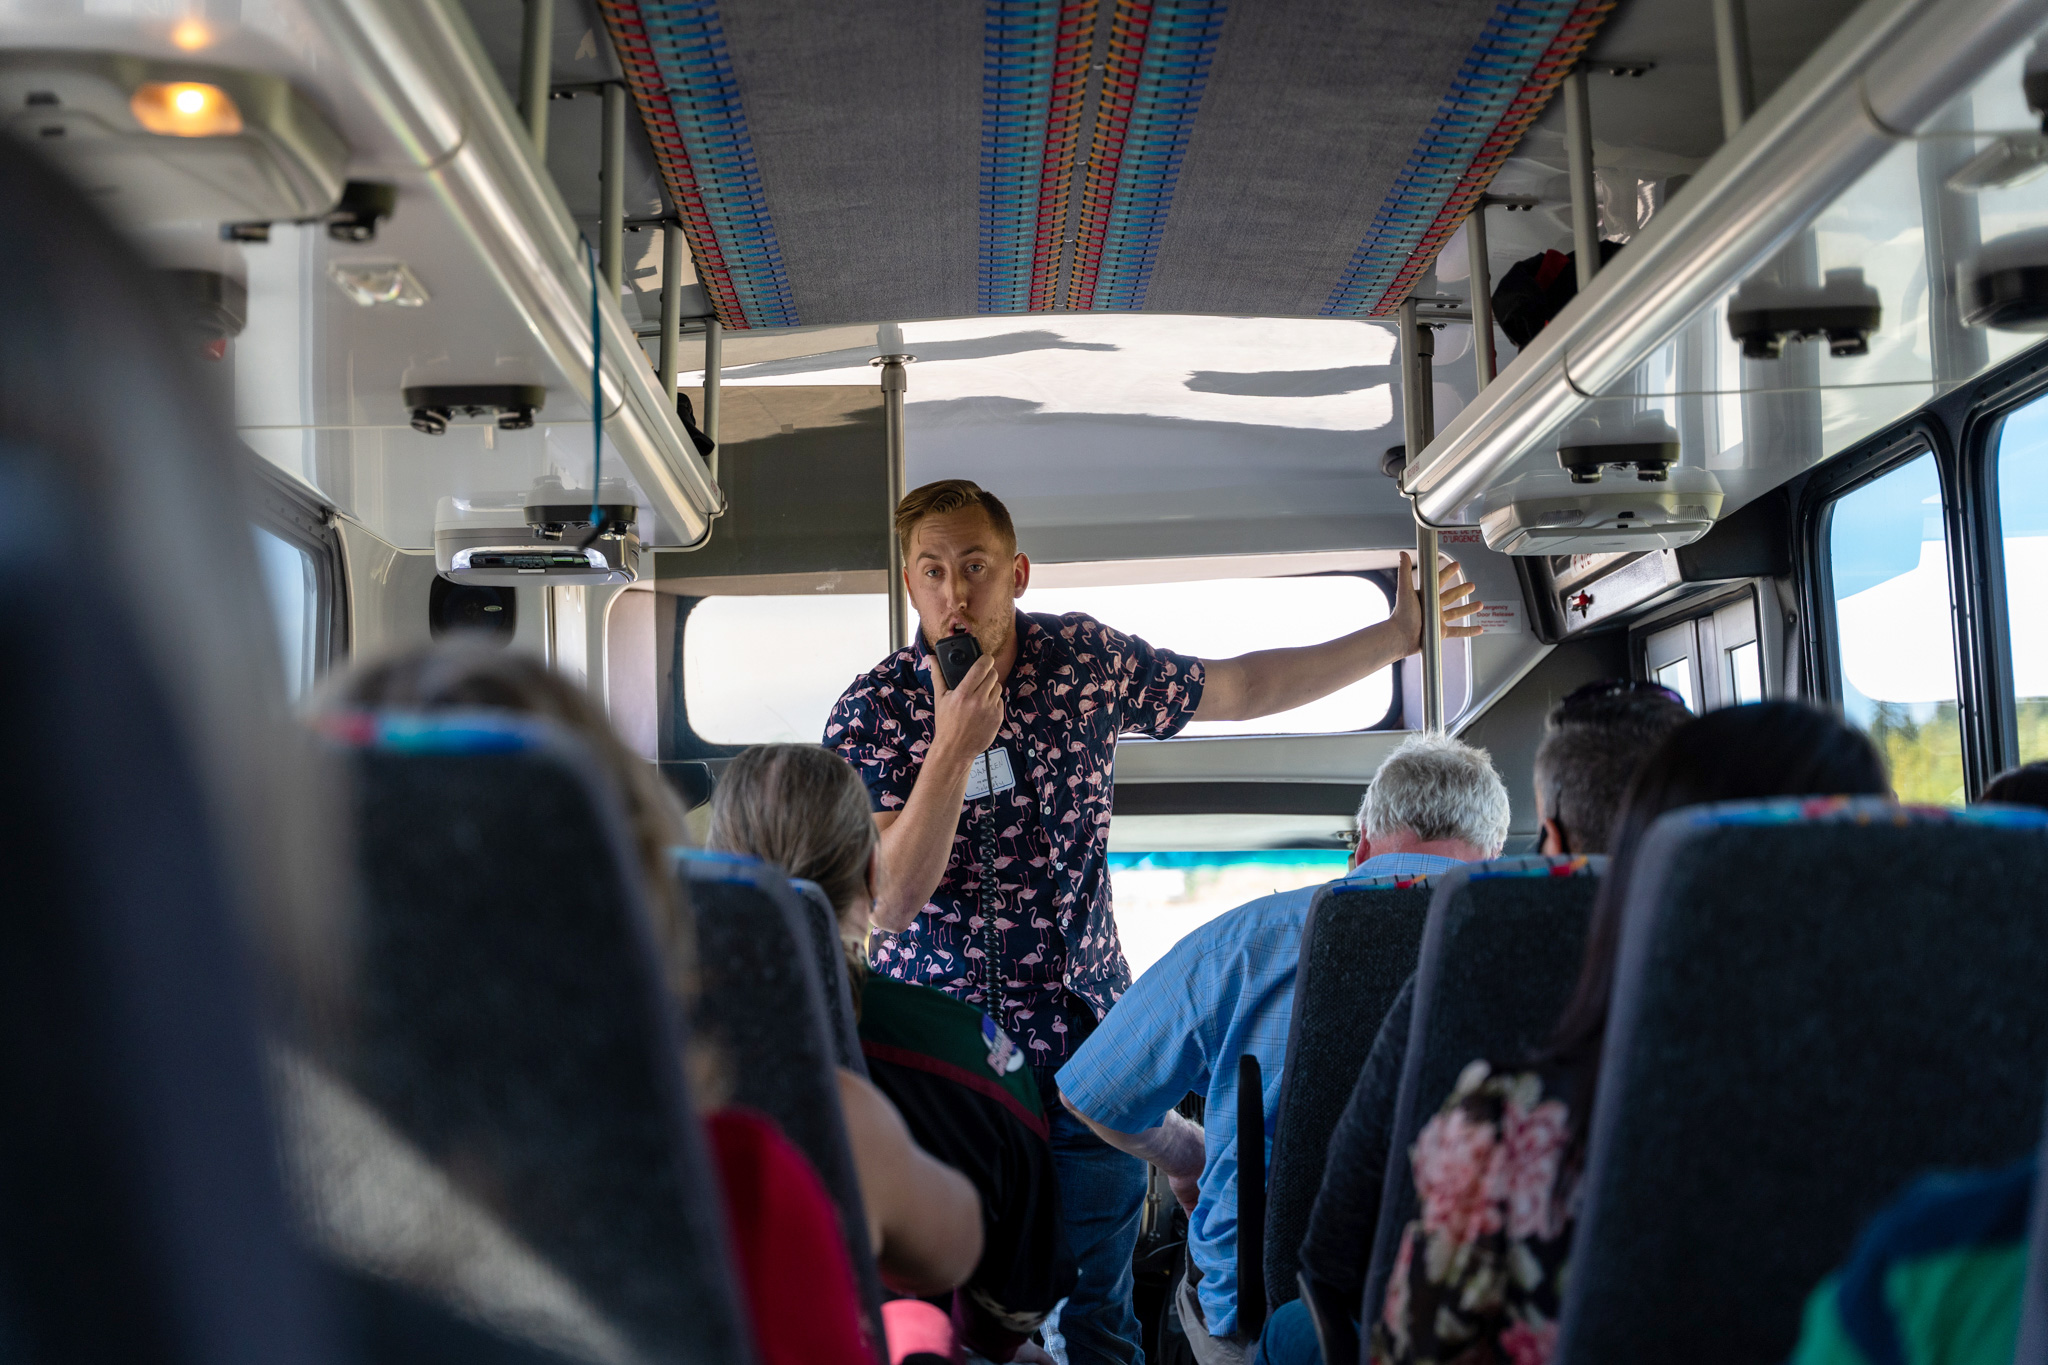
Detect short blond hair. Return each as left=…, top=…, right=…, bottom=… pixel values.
left=895, top=478, right=1017, bottom=554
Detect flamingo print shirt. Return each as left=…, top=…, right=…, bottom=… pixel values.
left=824, top=611, right=1204, bottom=1078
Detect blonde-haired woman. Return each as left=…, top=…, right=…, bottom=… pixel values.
left=711, top=743, right=1072, bottom=1364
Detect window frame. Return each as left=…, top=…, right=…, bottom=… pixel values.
left=1794, top=336, right=2048, bottom=799
left=662, top=567, right=1405, bottom=760
left=247, top=455, right=347, bottom=684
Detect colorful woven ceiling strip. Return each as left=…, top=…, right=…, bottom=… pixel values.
left=979, top=0, right=1095, bottom=314
left=1321, top=0, right=1615, bottom=319
left=1069, top=0, right=1224, bottom=311
left=597, top=0, right=796, bottom=329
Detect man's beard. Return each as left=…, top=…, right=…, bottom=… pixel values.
left=923, top=606, right=1015, bottom=661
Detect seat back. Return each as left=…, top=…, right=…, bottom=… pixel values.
left=331, top=714, right=754, bottom=1365
left=791, top=878, right=867, bottom=1076
left=0, top=467, right=338, bottom=1365
left=1262, top=874, right=1438, bottom=1315
left=1557, top=799, right=2048, bottom=1365
left=2011, top=1089, right=2048, bottom=1364
left=0, top=134, right=346, bottom=1365
left=681, top=850, right=887, bottom=1359
left=1363, top=856, right=1604, bottom=1324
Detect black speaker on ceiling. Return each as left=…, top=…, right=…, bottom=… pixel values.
left=428, top=577, right=517, bottom=644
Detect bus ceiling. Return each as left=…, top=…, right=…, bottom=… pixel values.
left=9, top=0, right=2048, bottom=567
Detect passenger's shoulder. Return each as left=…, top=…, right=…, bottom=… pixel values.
left=1180, top=884, right=1317, bottom=956
left=862, top=975, right=987, bottom=1036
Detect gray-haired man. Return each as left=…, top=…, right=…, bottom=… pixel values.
left=1056, top=734, right=1510, bottom=1364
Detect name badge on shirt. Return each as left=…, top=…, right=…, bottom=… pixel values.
left=962, top=746, right=1017, bottom=803
left=981, top=1015, right=1025, bottom=1075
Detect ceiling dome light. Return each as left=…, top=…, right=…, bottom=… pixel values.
left=169, top=18, right=214, bottom=51
left=130, top=81, right=241, bottom=137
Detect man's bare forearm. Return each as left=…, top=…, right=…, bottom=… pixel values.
left=872, top=740, right=979, bottom=932
left=1202, top=618, right=1412, bottom=723
left=1063, top=1097, right=1205, bottom=1179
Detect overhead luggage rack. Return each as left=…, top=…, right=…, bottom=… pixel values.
left=1402, top=0, right=2048, bottom=532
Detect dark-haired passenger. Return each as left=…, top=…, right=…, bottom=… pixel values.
left=1369, top=703, right=1889, bottom=1365
left=709, top=743, right=1071, bottom=1365
left=1262, top=681, right=1692, bottom=1365
left=1980, top=759, right=2048, bottom=811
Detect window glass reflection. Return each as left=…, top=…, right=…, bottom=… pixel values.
left=1828, top=452, right=1962, bottom=803
left=252, top=526, right=317, bottom=700
left=1996, top=396, right=2048, bottom=763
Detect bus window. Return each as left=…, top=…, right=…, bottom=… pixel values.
left=684, top=593, right=890, bottom=745
left=1727, top=639, right=1764, bottom=705
left=1826, top=451, right=1962, bottom=804
left=253, top=525, right=318, bottom=701
left=1642, top=622, right=1699, bottom=712
left=1109, top=849, right=1351, bottom=977
left=678, top=572, right=1396, bottom=749
left=1019, top=574, right=1394, bottom=737
left=1996, top=393, right=2048, bottom=763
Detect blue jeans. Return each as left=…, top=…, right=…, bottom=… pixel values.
left=1040, top=1105, right=1147, bottom=1365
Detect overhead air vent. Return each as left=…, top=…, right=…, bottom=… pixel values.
left=1962, top=228, right=2048, bottom=330
left=1478, top=466, right=1724, bottom=556
left=0, top=51, right=347, bottom=229
left=435, top=485, right=641, bottom=587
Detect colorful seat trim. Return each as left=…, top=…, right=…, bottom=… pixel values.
left=1679, top=796, right=2048, bottom=829
left=597, top=0, right=797, bottom=329
left=314, top=710, right=545, bottom=753
left=1345, top=872, right=1446, bottom=891
left=1321, top=0, right=1614, bottom=319
left=1466, top=852, right=1604, bottom=880
left=675, top=846, right=776, bottom=884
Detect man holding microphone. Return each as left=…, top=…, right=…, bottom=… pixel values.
left=825, top=479, right=1478, bottom=1364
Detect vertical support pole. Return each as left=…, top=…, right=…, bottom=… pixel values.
left=1564, top=66, right=1599, bottom=292
left=1400, top=298, right=1443, bottom=732
left=878, top=354, right=913, bottom=652
left=600, top=82, right=626, bottom=296
left=518, top=0, right=553, bottom=159
left=702, top=317, right=722, bottom=484
left=1466, top=202, right=1496, bottom=387
left=1713, top=0, right=1755, bottom=141
left=657, top=224, right=683, bottom=403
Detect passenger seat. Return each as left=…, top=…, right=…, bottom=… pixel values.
left=1362, top=855, right=1604, bottom=1324
left=317, top=713, right=756, bottom=1364
left=1557, top=798, right=2048, bottom=1365
left=1259, top=870, right=1438, bottom=1325
left=680, top=849, right=889, bottom=1362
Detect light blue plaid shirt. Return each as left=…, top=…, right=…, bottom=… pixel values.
left=1058, top=852, right=1465, bottom=1336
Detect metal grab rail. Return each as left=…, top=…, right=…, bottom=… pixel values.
left=306, top=0, right=725, bottom=545
left=1404, top=0, right=2048, bottom=526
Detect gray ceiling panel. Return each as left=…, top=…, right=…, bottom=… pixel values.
left=597, top=0, right=1622, bottom=327
left=1144, top=0, right=1500, bottom=317
left=716, top=1, right=984, bottom=324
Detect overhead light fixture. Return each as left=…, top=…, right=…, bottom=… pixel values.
left=329, top=261, right=430, bottom=309
left=0, top=51, right=346, bottom=229
left=169, top=18, right=214, bottom=51
left=130, top=81, right=242, bottom=137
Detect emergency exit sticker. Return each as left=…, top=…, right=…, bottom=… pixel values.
left=1475, top=602, right=1524, bottom=635
left=1439, top=527, right=1484, bottom=546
